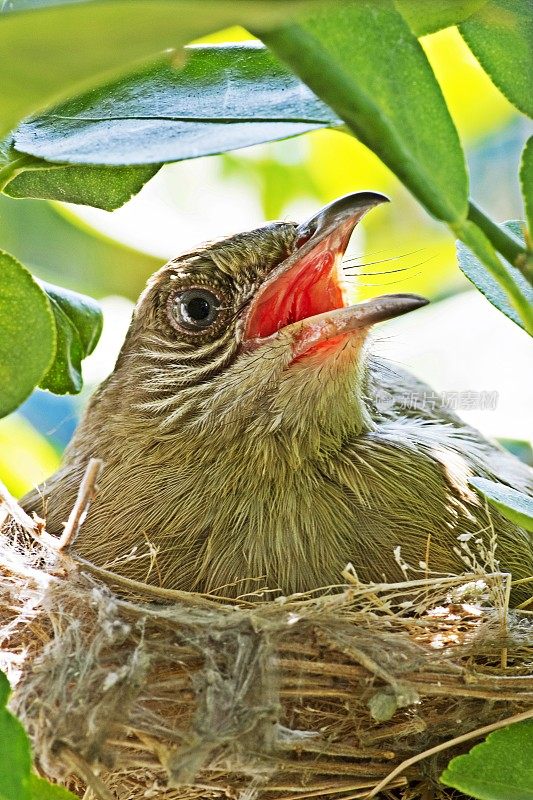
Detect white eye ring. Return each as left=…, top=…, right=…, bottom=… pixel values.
left=168, top=287, right=223, bottom=332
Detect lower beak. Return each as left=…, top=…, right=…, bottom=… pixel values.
left=243, top=192, right=429, bottom=358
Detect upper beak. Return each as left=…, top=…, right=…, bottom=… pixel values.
left=296, top=191, right=389, bottom=248
left=243, top=192, right=428, bottom=358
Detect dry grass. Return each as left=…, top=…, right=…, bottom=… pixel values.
left=1, top=467, right=532, bottom=800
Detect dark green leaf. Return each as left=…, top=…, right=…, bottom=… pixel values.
left=469, top=477, right=533, bottom=532
left=459, top=0, right=533, bottom=118
left=0, top=250, right=55, bottom=418
left=261, top=0, right=468, bottom=223
left=456, top=221, right=533, bottom=331
left=441, top=719, right=533, bottom=799
left=38, top=282, right=102, bottom=394
left=0, top=0, right=317, bottom=137
left=28, top=775, right=77, bottom=800
left=0, top=193, right=162, bottom=300
left=395, top=0, right=487, bottom=36
left=0, top=671, right=32, bottom=800
left=13, top=44, right=337, bottom=166
left=521, top=137, right=533, bottom=239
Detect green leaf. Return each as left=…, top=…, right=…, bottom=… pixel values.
left=0, top=0, right=317, bottom=137
left=455, top=220, right=533, bottom=332
left=441, top=720, right=533, bottom=799
left=0, top=250, right=55, bottom=418
left=0, top=249, right=102, bottom=414
left=497, top=437, right=533, bottom=467
left=37, top=282, right=102, bottom=394
left=395, top=0, right=487, bottom=36
left=520, top=137, right=533, bottom=240
left=0, top=671, right=32, bottom=800
left=28, top=775, right=77, bottom=800
left=260, top=0, right=468, bottom=224
left=0, top=670, right=9, bottom=706
left=0, top=193, right=161, bottom=300
left=13, top=44, right=337, bottom=167
left=459, top=0, right=533, bottom=118
left=0, top=138, right=160, bottom=211
left=0, top=671, right=77, bottom=800
left=469, top=477, right=533, bottom=532
left=6, top=162, right=160, bottom=212
left=5, top=161, right=160, bottom=211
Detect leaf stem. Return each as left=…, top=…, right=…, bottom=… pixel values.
left=453, top=219, right=533, bottom=335
left=0, top=153, right=34, bottom=193
left=468, top=201, right=533, bottom=283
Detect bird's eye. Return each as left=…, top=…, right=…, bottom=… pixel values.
left=169, top=287, right=222, bottom=332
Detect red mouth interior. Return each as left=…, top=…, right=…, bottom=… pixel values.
left=244, top=242, right=345, bottom=341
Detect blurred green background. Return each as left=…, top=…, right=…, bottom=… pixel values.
left=1, top=25, right=531, bottom=497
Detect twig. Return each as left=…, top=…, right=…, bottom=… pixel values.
left=512, top=575, right=533, bottom=587
left=332, top=572, right=503, bottom=595
left=1, top=459, right=103, bottom=557
left=317, top=631, right=417, bottom=705
left=279, top=737, right=396, bottom=761
left=0, top=478, right=58, bottom=551
left=423, top=532, right=431, bottom=607
left=59, top=746, right=115, bottom=800
left=73, top=555, right=229, bottom=610
left=58, top=458, right=103, bottom=550
left=365, top=706, right=533, bottom=798
left=500, top=571, right=512, bottom=669
left=263, top=778, right=407, bottom=795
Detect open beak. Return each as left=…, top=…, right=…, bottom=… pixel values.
left=243, top=192, right=429, bottom=359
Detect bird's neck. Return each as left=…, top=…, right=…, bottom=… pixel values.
left=69, top=342, right=378, bottom=489
left=56, top=346, right=376, bottom=588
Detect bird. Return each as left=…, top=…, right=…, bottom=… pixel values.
left=22, top=192, right=533, bottom=599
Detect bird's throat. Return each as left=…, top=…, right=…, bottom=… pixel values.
left=245, top=249, right=346, bottom=342
left=243, top=214, right=356, bottom=363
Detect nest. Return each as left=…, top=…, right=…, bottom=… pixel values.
left=1, top=462, right=532, bottom=800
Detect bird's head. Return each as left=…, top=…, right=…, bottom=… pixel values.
left=115, top=193, right=427, bottom=460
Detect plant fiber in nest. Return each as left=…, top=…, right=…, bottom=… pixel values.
left=1, top=506, right=533, bottom=800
